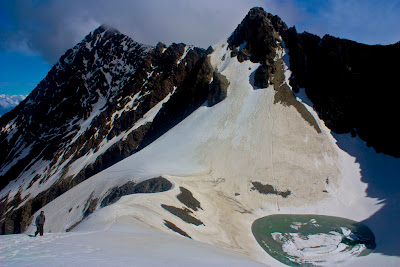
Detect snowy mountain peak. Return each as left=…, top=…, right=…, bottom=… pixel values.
left=228, top=7, right=287, bottom=62
left=0, top=22, right=216, bottom=235
left=95, top=24, right=120, bottom=34
left=83, top=24, right=124, bottom=48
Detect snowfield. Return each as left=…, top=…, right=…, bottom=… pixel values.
left=0, top=218, right=263, bottom=266
left=1, top=37, right=399, bottom=266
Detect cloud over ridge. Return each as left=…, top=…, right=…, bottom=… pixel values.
left=1, top=0, right=399, bottom=65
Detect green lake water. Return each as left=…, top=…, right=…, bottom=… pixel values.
left=252, top=214, right=375, bottom=266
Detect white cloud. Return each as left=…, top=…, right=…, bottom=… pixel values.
left=0, top=94, right=26, bottom=109
left=1, top=0, right=399, bottom=65
left=0, top=0, right=300, bottom=64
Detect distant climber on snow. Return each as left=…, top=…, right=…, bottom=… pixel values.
left=34, top=211, right=45, bottom=236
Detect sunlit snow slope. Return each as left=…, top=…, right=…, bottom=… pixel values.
left=19, top=36, right=399, bottom=267
left=1, top=217, right=263, bottom=266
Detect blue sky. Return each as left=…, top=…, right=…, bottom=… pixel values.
left=0, top=51, right=50, bottom=95
left=0, top=0, right=399, bottom=99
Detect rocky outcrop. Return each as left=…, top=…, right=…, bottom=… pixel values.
left=160, top=186, right=204, bottom=229
left=208, top=71, right=229, bottom=107
left=164, top=220, right=191, bottom=238
left=176, top=187, right=202, bottom=211
left=161, top=204, right=204, bottom=226
left=228, top=7, right=321, bottom=133
left=251, top=181, right=291, bottom=198
left=65, top=177, right=172, bottom=232
left=228, top=7, right=280, bottom=87
left=100, top=177, right=173, bottom=208
left=230, top=7, right=400, bottom=157
left=228, top=7, right=286, bottom=64
left=133, top=177, right=172, bottom=194
left=100, top=181, right=136, bottom=207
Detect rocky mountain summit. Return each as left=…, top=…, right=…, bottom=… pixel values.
left=0, top=24, right=222, bottom=234
left=0, top=6, right=399, bottom=247
left=229, top=7, right=400, bottom=157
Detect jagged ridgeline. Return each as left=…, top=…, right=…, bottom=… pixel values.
left=0, top=24, right=227, bottom=234
left=0, top=7, right=399, bottom=235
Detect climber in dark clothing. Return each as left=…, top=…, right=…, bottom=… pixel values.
left=35, top=211, right=45, bottom=236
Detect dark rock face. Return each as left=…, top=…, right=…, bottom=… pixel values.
left=161, top=204, right=204, bottom=226
left=251, top=181, right=291, bottom=198
left=283, top=29, right=400, bottom=157
left=164, top=220, right=191, bottom=238
left=228, top=7, right=286, bottom=64
left=159, top=187, right=204, bottom=233
left=133, top=177, right=172, bottom=194
left=253, top=64, right=270, bottom=88
left=208, top=71, right=229, bottom=107
left=228, top=7, right=280, bottom=88
left=176, top=187, right=202, bottom=211
left=100, top=181, right=137, bottom=207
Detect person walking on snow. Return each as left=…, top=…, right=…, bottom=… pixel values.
left=34, top=211, right=45, bottom=236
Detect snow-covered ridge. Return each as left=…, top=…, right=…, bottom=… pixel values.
left=1, top=22, right=216, bottom=240
left=0, top=26, right=154, bottom=202
left=1, top=221, right=264, bottom=266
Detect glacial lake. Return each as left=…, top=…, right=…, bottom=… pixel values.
left=252, top=214, right=376, bottom=266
